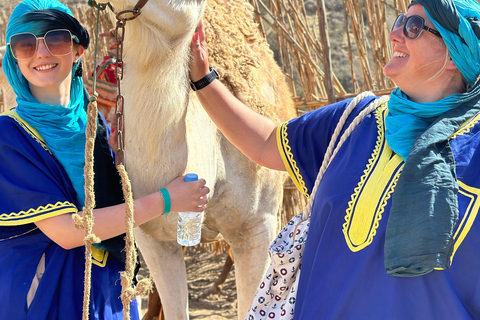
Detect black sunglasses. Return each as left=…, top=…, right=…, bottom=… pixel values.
left=392, top=13, right=441, bottom=39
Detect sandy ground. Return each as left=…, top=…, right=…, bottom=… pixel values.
left=137, top=248, right=238, bottom=320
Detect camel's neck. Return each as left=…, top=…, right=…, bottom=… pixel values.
left=119, top=19, right=198, bottom=162
left=0, top=77, right=16, bottom=111
left=122, top=20, right=196, bottom=119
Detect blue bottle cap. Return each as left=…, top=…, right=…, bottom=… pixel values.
left=184, top=173, right=198, bottom=182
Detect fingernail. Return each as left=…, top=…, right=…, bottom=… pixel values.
left=111, top=127, right=115, bottom=133
left=193, top=32, right=199, bottom=41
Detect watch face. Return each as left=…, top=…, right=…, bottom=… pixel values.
left=212, top=67, right=219, bottom=79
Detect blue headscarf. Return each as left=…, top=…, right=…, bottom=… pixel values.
left=3, top=0, right=90, bottom=208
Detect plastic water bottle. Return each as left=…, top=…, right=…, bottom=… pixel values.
left=177, top=173, right=203, bottom=246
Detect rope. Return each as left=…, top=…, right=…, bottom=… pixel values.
left=72, top=94, right=101, bottom=320
left=117, top=165, right=152, bottom=320
left=72, top=5, right=102, bottom=319
left=83, top=4, right=152, bottom=319
left=302, top=91, right=388, bottom=220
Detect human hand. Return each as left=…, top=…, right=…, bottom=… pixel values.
left=189, top=19, right=211, bottom=82
left=165, top=176, right=210, bottom=213
left=108, top=125, right=117, bottom=153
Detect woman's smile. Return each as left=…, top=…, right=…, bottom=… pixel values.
left=34, top=63, right=58, bottom=71
left=392, top=51, right=409, bottom=58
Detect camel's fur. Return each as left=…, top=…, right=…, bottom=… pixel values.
left=0, top=46, right=16, bottom=112
left=106, top=0, right=296, bottom=318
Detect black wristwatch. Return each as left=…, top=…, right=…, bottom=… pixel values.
left=190, top=67, right=219, bottom=91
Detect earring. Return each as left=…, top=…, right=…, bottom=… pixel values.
left=74, top=61, right=83, bottom=77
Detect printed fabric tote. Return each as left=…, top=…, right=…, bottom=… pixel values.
left=244, top=92, right=386, bottom=320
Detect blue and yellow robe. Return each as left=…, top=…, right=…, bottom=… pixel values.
left=277, top=97, right=480, bottom=319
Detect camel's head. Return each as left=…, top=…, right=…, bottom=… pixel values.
left=108, top=0, right=206, bottom=40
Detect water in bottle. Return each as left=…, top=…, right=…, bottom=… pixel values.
left=177, top=173, right=203, bottom=246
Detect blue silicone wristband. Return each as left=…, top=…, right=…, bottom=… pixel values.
left=158, top=188, right=171, bottom=215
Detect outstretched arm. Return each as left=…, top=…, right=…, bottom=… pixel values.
left=189, top=21, right=286, bottom=171
left=35, top=176, right=210, bottom=249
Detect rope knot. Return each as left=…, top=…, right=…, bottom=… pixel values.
left=134, top=278, right=153, bottom=296
left=84, top=234, right=101, bottom=244
left=72, top=213, right=85, bottom=229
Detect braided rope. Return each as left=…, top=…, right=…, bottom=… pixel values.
left=72, top=94, right=101, bottom=320
left=117, top=165, right=152, bottom=320
left=71, top=6, right=102, bottom=319
left=302, top=92, right=388, bottom=220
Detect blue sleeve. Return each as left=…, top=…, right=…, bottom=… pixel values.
left=277, top=96, right=378, bottom=196
left=0, top=114, right=78, bottom=227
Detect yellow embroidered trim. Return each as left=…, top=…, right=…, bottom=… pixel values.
left=343, top=102, right=404, bottom=252
left=449, top=110, right=480, bottom=140
left=0, top=201, right=77, bottom=226
left=3, top=110, right=51, bottom=154
left=434, top=181, right=480, bottom=270
left=92, top=245, right=108, bottom=267
left=277, top=121, right=309, bottom=198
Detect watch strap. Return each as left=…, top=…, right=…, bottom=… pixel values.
left=190, top=67, right=219, bottom=91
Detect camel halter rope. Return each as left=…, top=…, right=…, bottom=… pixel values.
left=72, top=1, right=152, bottom=320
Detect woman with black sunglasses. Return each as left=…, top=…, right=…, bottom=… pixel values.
left=190, top=0, right=480, bottom=319
left=0, top=0, right=210, bottom=319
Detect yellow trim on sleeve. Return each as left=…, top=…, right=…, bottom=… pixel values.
left=0, top=201, right=78, bottom=226
left=276, top=121, right=309, bottom=198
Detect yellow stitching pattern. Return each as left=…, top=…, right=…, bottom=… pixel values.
left=0, top=201, right=77, bottom=226
left=448, top=181, right=479, bottom=267
left=434, top=181, right=480, bottom=270
left=277, top=121, right=309, bottom=198
left=343, top=102, right=404, bottom=251
left=449, top=111, right=480, bottom=140
left=3, top=110, right=51, bottom=154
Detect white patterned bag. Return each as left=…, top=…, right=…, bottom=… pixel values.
left=244, top=92, right=385, bottom=320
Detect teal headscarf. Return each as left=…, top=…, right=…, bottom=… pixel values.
left=384, top=0, right=480, bottom=277
left=3, top=0, right=90, bottom=208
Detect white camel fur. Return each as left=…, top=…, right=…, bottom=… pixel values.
left=0, top=46, right=17, bottom=113
left=106, top=0, right=296, bottom=318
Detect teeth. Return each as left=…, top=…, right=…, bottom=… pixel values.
left=393, top=51, right=408, bottom=58
left=35, top=64, right=57, bottom=71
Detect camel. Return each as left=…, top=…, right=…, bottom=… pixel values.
left=0, top=46, right=16, bottom=113
left=104, top=0, right=296, bottom=318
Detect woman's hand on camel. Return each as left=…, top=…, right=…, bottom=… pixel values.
left=190, top=19, right=210, bottom=82
left=165, top=176, right=210, bottom=212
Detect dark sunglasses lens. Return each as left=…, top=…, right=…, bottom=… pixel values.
left=45, top=30, right=72, bottom=55
left=405, top=16, right=423, bottom=39
left=392, top=14, right=406, bottom=32
left=10, top=33, right=37, bottom=59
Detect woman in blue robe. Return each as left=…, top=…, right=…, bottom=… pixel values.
left=189, top=0, right=480, bottom=318
left=0, top=0, right=210, bottom=319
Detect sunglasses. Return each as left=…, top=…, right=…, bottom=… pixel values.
left=7, top=29, right=75, bottom=60
left=392, top=13, right=441, bottom=39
